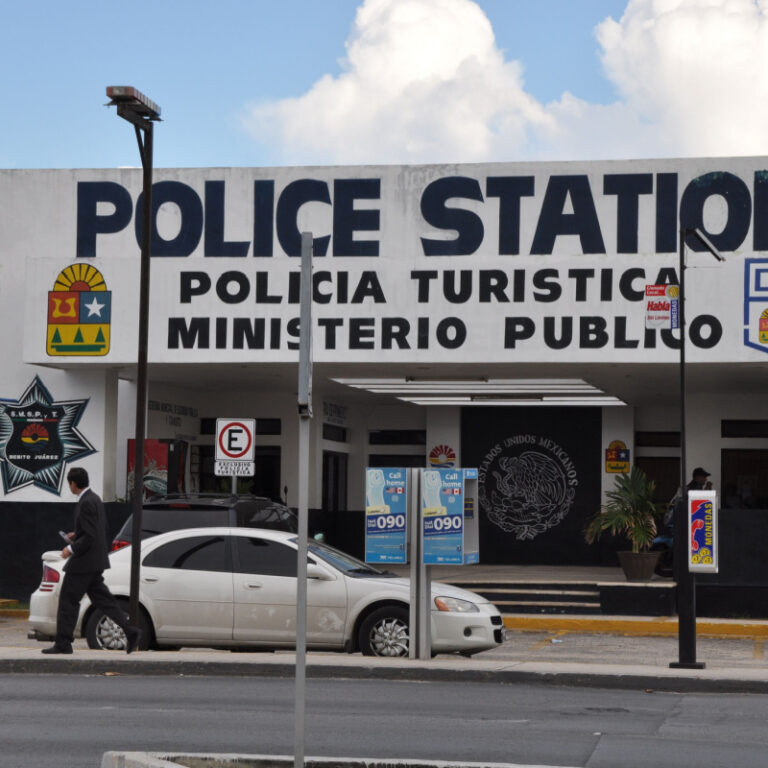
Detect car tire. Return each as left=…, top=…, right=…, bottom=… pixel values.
left=358, top=605, right=410, bottom=657
left=85, top=600, right=152, bottom=651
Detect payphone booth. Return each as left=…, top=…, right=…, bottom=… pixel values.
left=364, top=467, right=409, bottom=564
left=421, top=468, right=479, bottom=565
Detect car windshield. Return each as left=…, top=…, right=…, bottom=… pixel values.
left=302, top=539, right=392, bottom=576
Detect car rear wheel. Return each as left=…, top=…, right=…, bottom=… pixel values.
left=359, top=606, right=409, bottom=657
left=85, top=600, right=151, bottom=651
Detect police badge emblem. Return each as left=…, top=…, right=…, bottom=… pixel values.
left=0, top=376, right=95, bottom=495
left=47, top=263, right=111, bottom=356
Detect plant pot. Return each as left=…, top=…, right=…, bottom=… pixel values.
left=617, top=551, right=661, bottom=582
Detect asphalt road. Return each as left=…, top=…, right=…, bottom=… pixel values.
left=2, top=674, right=768, bottom=768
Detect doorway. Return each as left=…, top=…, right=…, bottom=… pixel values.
left=322, top=451, right=348, bottom=512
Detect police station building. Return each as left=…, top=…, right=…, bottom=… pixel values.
left=2, top=156, right=768, bottom=578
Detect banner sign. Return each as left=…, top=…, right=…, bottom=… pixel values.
left=364, top=467, right=408, bottom=563
left=687, top=489, right=718, bottom=574
left=422, top=468, right=466, bottom=565
left=21, top=159, right=768, bottom=366
left=645, top=284, right=679, bottom=329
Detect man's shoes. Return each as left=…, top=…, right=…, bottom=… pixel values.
left=41, top=644, right=73, bottom=655
left=125, top=626, right=142, bottom=655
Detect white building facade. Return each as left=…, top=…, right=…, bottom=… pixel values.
left=3, top=157, right=767, bottom=565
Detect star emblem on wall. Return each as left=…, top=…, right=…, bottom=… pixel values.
left=0, top=376, right=96, bottom=495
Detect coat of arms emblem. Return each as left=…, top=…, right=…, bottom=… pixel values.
left=47, top=263, right=111, bottom=356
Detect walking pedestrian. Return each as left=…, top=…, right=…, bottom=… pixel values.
left=42, top=467, right=142, bottom=655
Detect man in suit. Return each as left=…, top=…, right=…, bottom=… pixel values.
left=42, top=467, right=142, bottom=655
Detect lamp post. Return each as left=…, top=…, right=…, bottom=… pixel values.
left=105, top=86, right=161, bottom=626
left=671, top=225, right=724, bottom=670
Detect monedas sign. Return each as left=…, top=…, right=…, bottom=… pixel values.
left=44, top=161, right=768, bottom=362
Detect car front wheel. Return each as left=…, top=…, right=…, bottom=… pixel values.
left=359, top=606, right=409, bottom=657
left=85, top=601, right=151, bottom=651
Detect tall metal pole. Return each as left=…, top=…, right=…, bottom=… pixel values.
left=671, top=227, right=703, bottom=669
left=295, top=232, right=313, bottom=768
left=128, top=119, right=153, bottom=627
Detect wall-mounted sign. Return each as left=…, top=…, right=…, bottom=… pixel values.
left=645, top=284, right=679, bottom=330
left=605, top=439, right=630, bottom=473
left=47, top=263, right=111, bottom=356
left=688, top=490, right=718, bottom=574
left=0, top=376, right=95, bottom=495
left=429, top=444, right=456, bottom=468
left=364, top=467, right=407, bottom=563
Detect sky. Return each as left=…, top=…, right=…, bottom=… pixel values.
left=2, top=0, right=767, bottom=169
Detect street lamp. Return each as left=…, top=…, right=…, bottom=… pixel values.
left=105, top=85, right=161, bottom=626
left=671, top=225, right=724, bottom=670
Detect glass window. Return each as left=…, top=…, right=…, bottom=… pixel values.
left=235, top=500, right=297, bottom=532
left=722, top=449, right=768, bottom=509
left=233, top=536, right=297, bottom=577
left=143, top=535, right=231, bottom=572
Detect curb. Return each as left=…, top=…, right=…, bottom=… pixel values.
left=502, top=615, right=768, bottom=638
left=3, top=655, right=768, bottom=694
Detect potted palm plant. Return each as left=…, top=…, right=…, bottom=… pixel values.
left=584, top=466, right=666, bottom=581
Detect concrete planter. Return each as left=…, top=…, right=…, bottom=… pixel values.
left=617, top=551, right=661, bottom=582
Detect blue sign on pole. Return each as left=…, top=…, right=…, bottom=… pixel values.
left=422, top=468, right=466, bottom=565
left=364, top=467, right=408, bottom=563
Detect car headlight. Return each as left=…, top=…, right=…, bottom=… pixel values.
left=434, top=596, right=479, bottom=613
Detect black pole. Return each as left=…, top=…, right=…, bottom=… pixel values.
left=128, top=120, right=153, bottom=627
left=671, top=227, right=704, bottom=669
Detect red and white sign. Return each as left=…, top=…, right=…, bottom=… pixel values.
left=645, top=284, right=680, bottom=329
left=215, top=418, right=255, bottom=476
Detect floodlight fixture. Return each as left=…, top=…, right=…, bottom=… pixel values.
left=106, top=85, right=161, bottom=120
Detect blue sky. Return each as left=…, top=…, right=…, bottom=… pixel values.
left=2, top=0, right=766, bottom=168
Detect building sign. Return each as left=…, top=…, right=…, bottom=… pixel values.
left=0, top=376, right=95, bottom=495
left=744, top=258, right=768, bottom=353
left=47, top=263, right=111, bottom=356
left=464, top=407, right=600, bottom=565
left=428, top=444, right=456, bottom=468
left=688, top=489, right=718, bottom=574
left=214, top=418, right=255, bottom=477
left=645, top=284, right=679, bottom=329
left=605, top=440, right=630, bottom=473
left=20, top=159, right=768, bottom=366
left=364, top=467, right=407, bottom=563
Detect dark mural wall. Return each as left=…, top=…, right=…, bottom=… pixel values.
left=462, top=407, right=603, bottom=565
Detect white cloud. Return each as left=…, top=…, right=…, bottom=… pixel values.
left=242, top=0, right=768, bottom=164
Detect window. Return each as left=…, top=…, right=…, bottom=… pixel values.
left=721, top=420, right=768, bottom=438
left=235, top=500, right=297, bottom=532
left=200, top=417, right=281, bottom=436
left=721, top=449, right=768, bottom=509
left=368, top=454, right=425, bottom=468
left=143, top=535, right=231, bottom=572
left=233, top=536, right=297, bottom=577
left=322, top=423, right=348, bottom=442
left=635, top=431, right=680, bottom=448
left=368, top=430, right=426, bottom=445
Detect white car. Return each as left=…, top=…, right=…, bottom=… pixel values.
left=29, top=527, right=504, bottom=657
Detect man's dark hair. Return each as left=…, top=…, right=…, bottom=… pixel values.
left=67, top=467, right=89, bottom=490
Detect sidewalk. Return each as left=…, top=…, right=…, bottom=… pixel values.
left=3, top=613, right=768, bottom=693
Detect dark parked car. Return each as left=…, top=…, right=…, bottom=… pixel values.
left=111, top=493, right=298, bottom=551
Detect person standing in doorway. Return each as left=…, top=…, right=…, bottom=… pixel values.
left=687, top=467, right=713, bottom=492
left=42, top=467, right=142, bottom=655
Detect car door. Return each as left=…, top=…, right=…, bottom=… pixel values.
left=140, top=533, right=234, bottom=643
left=231, top=535, right=347, bottom=647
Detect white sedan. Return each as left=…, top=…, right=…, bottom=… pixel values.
left=29, top=527, right=505, bottom=657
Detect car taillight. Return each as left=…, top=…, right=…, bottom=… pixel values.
left=111, top=539, right=130, bottom=552
left=39, top=565, right=60, bottom=592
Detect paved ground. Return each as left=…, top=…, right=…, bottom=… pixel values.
left=4, top=612, right=768, bottom=692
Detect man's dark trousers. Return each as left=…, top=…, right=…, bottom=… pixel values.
left=55, top=488, right=131, bottom=648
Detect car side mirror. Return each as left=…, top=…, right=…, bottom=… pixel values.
left=306, top=563, right=334, bottom=581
